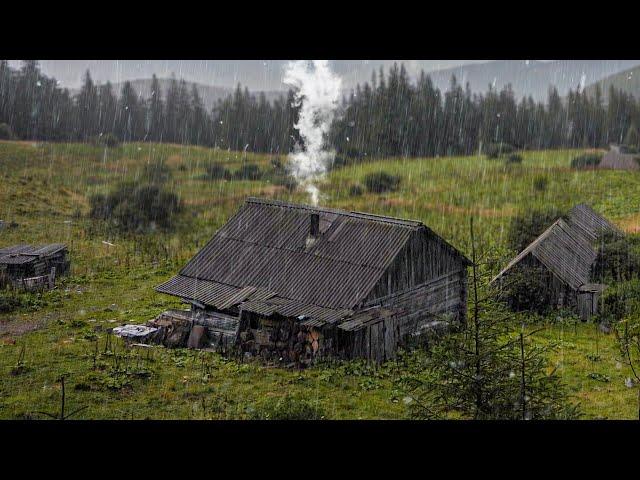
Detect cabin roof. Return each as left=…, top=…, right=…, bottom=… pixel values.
left=156, top=197, right=470, bottom=318
left=492, top=204, right=619, bottom=290
left=0, top=243, right=67, bottom=265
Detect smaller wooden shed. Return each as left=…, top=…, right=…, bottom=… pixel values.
left=598, top=145, right=640, bottom=171
left=0, top=243, right=70, bottom=290
left=492, top=204, right=621, bottom=321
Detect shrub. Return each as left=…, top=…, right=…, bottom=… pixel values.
left=620, top=144, right=639, bottom=154
left=270, top=156, right=284, bottom=170
left=330, top=156, right=349, bottom=170
left=0, top=123, right=15, bottom=140
left=0, top=292, right=24, bottom=313
left=89, top=183, right=182, bottom=233
left=204, top=163, right=231, bottom=180
left=496, top=264, right=554, bottom=315
left=349, top=184, right=364, bottom=196
left=249, top=395, right=326, bottom=420
left=570, top=153, right=602, bottom=169
left=90, top=133, right=120, bottom=148
left=506, top=153, right=523, bottom=164
left=592, top=232, right=640, bottom=283
left=533, top=175, right=548, bottom=192
left=508, top=207, right=565, bottom=253
left=363, top=171, right=401, bottom=193
left=272, top=175, right=298, bottom=192
left=142, top=161, right=172, bottom=184
left=235, top=163, right=262, bottom=180
left=600, top=278, right=640, bottom=321
left=485, top=142, right=515, bottom=159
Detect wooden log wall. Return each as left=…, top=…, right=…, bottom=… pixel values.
left=366, top=269, right=467, bottom=338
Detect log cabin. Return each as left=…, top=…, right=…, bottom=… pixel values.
left=492, top=204, right=621, bottom=320
left=154, top=197, right=471, bottom=365
left=0, top=243, right=70, bottom=291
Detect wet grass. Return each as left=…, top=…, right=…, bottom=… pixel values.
left=1, top=141, right=640, bottom=419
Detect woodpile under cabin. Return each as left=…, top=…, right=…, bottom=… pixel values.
left=148, top=197, right=471, bottom=366
left=492, top=204, right=621, bottom=321
left=0, top=243, right=70, bottom=291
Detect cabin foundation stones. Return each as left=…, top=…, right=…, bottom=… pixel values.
left=132, top=197, right=471, bottom=366
left=0, top=243, right=70, bottom=291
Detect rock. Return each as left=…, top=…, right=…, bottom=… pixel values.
left=599, top=322, right=612, bottom=334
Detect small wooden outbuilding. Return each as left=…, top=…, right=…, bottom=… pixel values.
left=155, top=197, right=471, bottom=364
left=492, top=204, right=621, bottom=320
left=598, top=144, right=640, bottom=171
left=0, top=243, right=70, bottom=291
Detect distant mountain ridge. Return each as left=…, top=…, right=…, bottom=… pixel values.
left=584, top=65, right=640, bottom=102
left=425, top=60, right=640, bottom=101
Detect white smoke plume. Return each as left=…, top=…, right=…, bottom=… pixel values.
left=283, top=60, right=342, bottom=205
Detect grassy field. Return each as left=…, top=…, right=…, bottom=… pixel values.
left=1, top=140, right=639, bottom=419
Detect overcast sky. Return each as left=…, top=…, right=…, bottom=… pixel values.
left=7, top=60, right=494, bottom=90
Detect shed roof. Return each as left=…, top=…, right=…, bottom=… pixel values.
left=156, top=197, right=470, bottom=321
left=0, top=244, right=67, bottom=265
left=492, top=204, right=619, bottom=290
left=598, top=151, right=640, bottom=171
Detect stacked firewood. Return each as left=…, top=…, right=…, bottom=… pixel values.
left=238, top=320, right=320, bottom=367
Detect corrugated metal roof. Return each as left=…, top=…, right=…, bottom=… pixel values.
left=493, top=205, right=618, bottom=290
left=567, top=204, right=621, bottom=243
left=155, top=274, right=354, bottom=326
left=160, top=197, right=468, bottom=312
left=0, top=243, right=67, bottom=265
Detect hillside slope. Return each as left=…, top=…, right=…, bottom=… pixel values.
left=584, top=65, right=640, bottom=101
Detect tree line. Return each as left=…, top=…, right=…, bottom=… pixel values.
left=2, top=60, right=640, bottom=158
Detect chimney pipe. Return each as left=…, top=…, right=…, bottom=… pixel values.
left=310, top=213, right=320, bottom=237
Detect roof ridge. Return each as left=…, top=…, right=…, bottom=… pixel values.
left=245, top=197, right=422, bottom=227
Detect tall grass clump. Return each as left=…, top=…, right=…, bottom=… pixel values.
left=363, top=171, right=401, bottom=193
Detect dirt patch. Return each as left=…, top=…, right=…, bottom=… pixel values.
left=616, top=213, right=640, bottom=233
left=166, top=155, right=183, bottom=168
left=0, top=317, right=44, bottom=341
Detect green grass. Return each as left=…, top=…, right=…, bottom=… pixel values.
left=1, top=141, right=640, bottom=419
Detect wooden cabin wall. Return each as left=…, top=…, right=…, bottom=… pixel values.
left=365, top=269, right=467, bottom=340
left=365, top=229, right=466, bottom=301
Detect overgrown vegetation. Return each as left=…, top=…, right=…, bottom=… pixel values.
left=507, top=207, right=565, bottom=253
left=592, top=232, right=640, bottom=283
left=0, top=122, right=15, bottom=140
left=89, top=183, right=182, bottom=233
left=571, top=153, right=602, bottom=169
left=497, top=264, right=555, bottom=315
left=363, top=171, right=401, bottom=193
left=400, top=221, right=579, bottom=420
left=485, top=142, right=516, bottom=159
left=249, top=395, right=326, bottom=420
left=506, top=153, right=523, bottom=164
left=204, top=163, right=231, bottom=180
